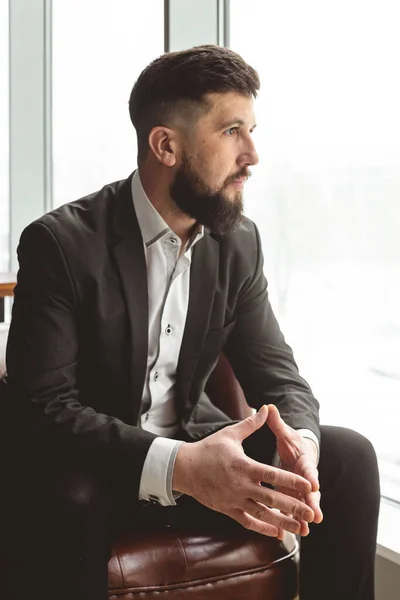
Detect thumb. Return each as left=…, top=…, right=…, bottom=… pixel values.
left=231, top=405, right=269, bottom=441
left=267, top=403, right=291, bottom=440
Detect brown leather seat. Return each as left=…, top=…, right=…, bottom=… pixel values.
left=0, top=326, right=299, bottom=599
left=108, top=527, right=298, bottom=599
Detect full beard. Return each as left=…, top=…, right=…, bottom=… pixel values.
left=169, top=154, right=247, bottom=236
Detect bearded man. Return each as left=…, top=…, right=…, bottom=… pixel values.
left=2, top=45, right=379, bottom=600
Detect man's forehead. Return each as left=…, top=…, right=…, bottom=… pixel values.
left=202, top=91, right=256, bottom=124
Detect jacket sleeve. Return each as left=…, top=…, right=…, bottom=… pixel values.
left=6, top=221, right=157, bottom=489
left=224, top=222, right=320, bottom=442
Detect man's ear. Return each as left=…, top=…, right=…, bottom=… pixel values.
left=148, top=126, right=180, bottom=167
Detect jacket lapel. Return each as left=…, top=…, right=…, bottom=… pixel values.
left=177, top=232, right=220, bottom=411
left=111, top=175, right=148, bottom=422
left=111, top=174, right=221, bottom=420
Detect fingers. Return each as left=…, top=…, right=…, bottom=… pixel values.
left=307, top=490, right=323, bottom=524
left=300, top=458, right=320, bottom=493
left=242, top=500, right=304, bottom=535
left=277, top=485, right=323, bottom=530
left=280, top=482, right=323, bottom=523
left=230, top=500, right=310, bottom=539
left=279, top=506, right=310, bottom=537
left=250, top=484, right=315, bottom=522
left=230, top=405, right=269, bottom=441
left=299, top=520, right=310, bottom=536
left=229, top=508, right=284, bottom=539
left=246, top=459, right=312, bottom=495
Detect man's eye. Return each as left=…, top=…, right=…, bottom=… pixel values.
left=225, top=127, right=238, bottom=136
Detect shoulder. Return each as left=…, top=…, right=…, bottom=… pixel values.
left=39, top=177, right=127, bottom=238
left=20, top=177, right=130, bottom=255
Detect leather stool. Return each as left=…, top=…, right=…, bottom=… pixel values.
left=108, top=527, right=299, bottom=599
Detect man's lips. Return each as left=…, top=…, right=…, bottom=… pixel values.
left=229, top=177, right=247, bottom=186
left=228, top=172, right=249, bottom=183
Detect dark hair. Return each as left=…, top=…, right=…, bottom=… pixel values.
left=129, top=45, right=260, bottom=162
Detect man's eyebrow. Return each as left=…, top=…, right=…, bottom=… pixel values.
left=218, top=118, right=257, bottom=131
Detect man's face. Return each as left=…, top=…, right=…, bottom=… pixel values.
left=170, top=92, right=259, bottom=235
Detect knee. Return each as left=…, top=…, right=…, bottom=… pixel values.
left=340, top=426, right=376, bottom=464
left=319, top=426, right=380, bottom=494
left=321, top=425, right=377, bottom=468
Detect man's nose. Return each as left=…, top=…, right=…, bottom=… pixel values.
left=238, top=138, right=259, bottom=167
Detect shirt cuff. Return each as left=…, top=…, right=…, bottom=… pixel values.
left=139, top=437, right=186, bottom=506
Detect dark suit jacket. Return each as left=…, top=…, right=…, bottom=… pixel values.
left=3, top=173, right=319, bottom=496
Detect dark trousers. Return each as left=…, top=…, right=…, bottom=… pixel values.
left=4, top=425, right=380, bottom=600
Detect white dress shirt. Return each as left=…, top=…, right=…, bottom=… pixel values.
left=132, top=170, right=319, bottom=506
left=132, top=171, right=203, bottom=505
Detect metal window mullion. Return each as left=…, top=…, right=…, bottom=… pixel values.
left=217, top=0, right=229, bottom=47
left=164, top=0, right=170, bottom=52
left=222, top=0, right=229, bottom=47
left=9, top=0, right=52, bottom=273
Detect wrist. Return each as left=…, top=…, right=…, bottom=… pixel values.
left=172, top=442, right=194, bottom=496
left=303, top=438, right=318, bottom=465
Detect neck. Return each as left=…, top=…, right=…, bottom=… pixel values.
left=138, top=163, right=196, bottom=245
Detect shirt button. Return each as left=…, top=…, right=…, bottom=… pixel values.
left=153, top=371, right=159, bottom=381
left=169, top=237, right=177, bottom=244
left=165, top=324, right=172, bottom=335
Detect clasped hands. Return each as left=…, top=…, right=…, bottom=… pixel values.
left=173, top=404, right=323, bottom=539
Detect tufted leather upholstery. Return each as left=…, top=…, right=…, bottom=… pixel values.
left=0, top=324, right=299, bottom=598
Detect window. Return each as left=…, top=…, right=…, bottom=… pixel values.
left=52, top=0, right=164, bottom=208
left=230, top=0, right=400, bottom=502
left=0, top=0, right=9, bottom=273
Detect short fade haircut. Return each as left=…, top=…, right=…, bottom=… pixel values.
left=129, top=44, right=260, bottom=162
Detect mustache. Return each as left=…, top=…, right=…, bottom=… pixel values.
left=225, top=169, right=252, bottom=185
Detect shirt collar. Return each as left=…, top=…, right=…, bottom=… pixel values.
left=131, top=169, right=204, bottom=250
